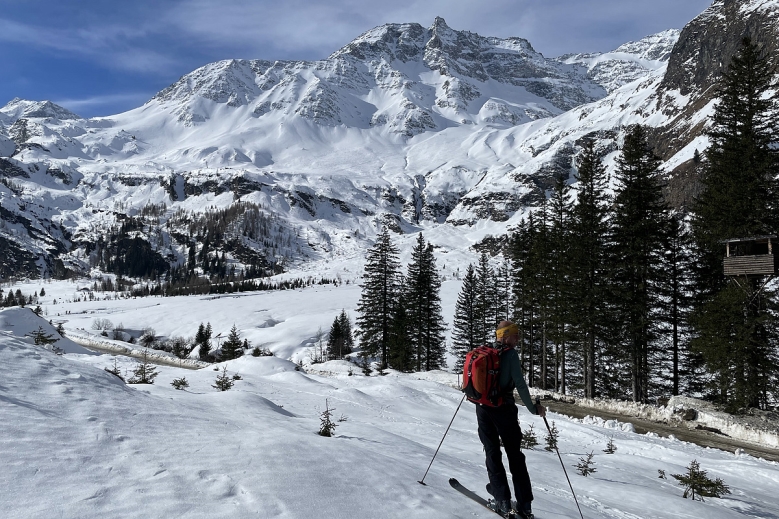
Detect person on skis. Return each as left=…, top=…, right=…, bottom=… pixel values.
left=476, top=320, right=545, bottom=519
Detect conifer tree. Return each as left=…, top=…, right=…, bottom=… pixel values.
left=356, top=227, right=402, bottom=369
left=475, top=253, right=497, bottom=344
left=568, top=138, right=611, bottom=398
left=337, top=310, right=354, bottom=356
left=690, top=37, right=779, bottom=410
left=387, top=285, right=413, bottom=371
left=405, top=234, right=447, bottom=371
left=196, top=322, right=212, bottom=361
left=547, top=175, right=573, bottom=392
left=451, top=263, right=479, bottom=372
left=671, top=459, right=730, bottom=501
left=128, top=349, right=158, bottom=384
left=610, top=124, right=669, bottom=403
left=221, top=324, right=243, bottom=361
left=658, top=214, right=697, bottom=396
left=327, top=315, right=344, bottom=360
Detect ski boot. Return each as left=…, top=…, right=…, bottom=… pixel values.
left=487, top=498, right=515, bottom=518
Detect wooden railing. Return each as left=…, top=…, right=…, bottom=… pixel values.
left=723, top=255, right=775, bottom=276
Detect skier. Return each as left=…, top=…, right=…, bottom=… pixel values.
left=476, top=320, right=545, bottom=519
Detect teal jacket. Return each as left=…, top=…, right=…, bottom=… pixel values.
left=496, top=344, right=537, bottom=415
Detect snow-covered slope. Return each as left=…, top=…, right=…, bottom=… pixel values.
left=557, top=30, right=680, bottom=93
left=2, top=294, right=779, bottom=519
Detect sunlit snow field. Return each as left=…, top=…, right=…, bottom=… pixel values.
left=1, top=279, right=779, bottom=518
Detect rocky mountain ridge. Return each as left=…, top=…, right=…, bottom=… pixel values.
left=1, top=1, right=776, bottom=280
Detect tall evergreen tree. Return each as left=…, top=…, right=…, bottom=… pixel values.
left=547, top=175, right=573, bottom=392
left=451, top=263, right=479, bottom=372
left=475, top=252, right=497, bottom=344
left=328, top=310, right=354, bottom=360
left=690, top=37, right=779, bottom=410
left=658, top=214, right=696, bottom=396
left=610, top=124, right=669, bottom=403
left=221, top=324, right=243, bottom=361
left=387, top=283, right=414, bottom=372
left=338, top=310, right=354, bottom=355
left=355, top=227, right=401, bottom=369
left=405, top=234, right=447, bottom=371
left=568, top=138, right=611, bottom=398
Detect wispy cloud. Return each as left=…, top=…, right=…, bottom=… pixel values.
left=0, top=17, right=177, bottom=73
left=53, top=93, right=152, bottom=115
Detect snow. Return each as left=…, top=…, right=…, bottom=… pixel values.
left=2, top=284, right=779, bottom=518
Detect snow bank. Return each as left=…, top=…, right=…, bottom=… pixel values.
left=531, top=389, right=779, bottom=449
left=0, top=306, right=94, bottom=355
left=65, top=329, right=210, bottom=369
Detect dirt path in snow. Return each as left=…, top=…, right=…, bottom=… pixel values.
left=541, top=399, right=779, bottom=462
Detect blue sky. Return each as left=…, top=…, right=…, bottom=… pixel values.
left=1, top=0, right=713, bottom=118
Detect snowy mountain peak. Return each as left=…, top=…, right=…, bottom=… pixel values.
left=556, top=29, right=680, bottom=93
left=0, top=97, right=81, bottom=122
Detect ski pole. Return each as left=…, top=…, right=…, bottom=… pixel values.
left=537, top=397, right=585, bottom=519
left=418, top=393, right=466, bottom=485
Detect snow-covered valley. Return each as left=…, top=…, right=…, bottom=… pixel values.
left=2, top=280, right=779, bottom=518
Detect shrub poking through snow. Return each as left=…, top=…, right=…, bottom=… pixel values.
left=232, top=374, right=242, bottom=380
left=603, top=436, right=617, bottom=454
left=521, top=424, right=539, bottom=450
left=575, top=452, right=597, bottom=477
left=27, top=326, right=58, bottom=346
left=171, top=377, right=189, bottom=390
left=252, top=346, right=274, bottom=357
left=104, top=358, right=125, bottom=381
left=318, top=399, right=338, bottom=437
left=658, top=469, right=667, bottom=479
left=213, top=366, right=234, bottom=391
left=128, top=349, right=158, bottom=384
left=671, top=460, right=731, bottom=501
left=544, top=421, right=559, bottom=452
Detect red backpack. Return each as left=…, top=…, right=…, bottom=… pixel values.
left=462, top=345, right=508, bottom=407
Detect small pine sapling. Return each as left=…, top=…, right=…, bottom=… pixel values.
left=104, top=358, right=125, bottom=381
left=521, top=424, right=539, bottom=450
left=544, top=421, right=559, bottom=452
left=212, top=366, right=234, bottom=391
left=27, top=326, right=58, bottom=346
left=171, top=377, right=189, bottom=390
left=318, top=399, right=338, bottom=437
left=575, top=452, right=597, bottom=477
left=232, top=373, right=242, bottom=380
left=671, top=459, right=731, bottom=501
left=127, top=349, right=158, bottom=384
left=603, top=436, right=617, bottom=454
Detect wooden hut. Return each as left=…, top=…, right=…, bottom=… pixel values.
left=723, top=235, right=777, bottom=277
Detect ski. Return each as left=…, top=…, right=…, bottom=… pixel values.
left=448, top=478, right=518, bottom=518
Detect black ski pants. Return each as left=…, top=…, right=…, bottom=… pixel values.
left=476, top=402, right=533, bottom=507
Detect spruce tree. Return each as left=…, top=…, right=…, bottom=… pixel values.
left=451, top=263, right=479, bottom=372
left=610, top=124, right=669, bottom=403
left=547, top=175, right=573, bottom=393
left=338, top=310, right=354, bottom=356
left=355, top=227, right=401, bottom=369
left=690, top=37, right=779, bottom=410
left=387, top=285, right=413, bottom=371
left=568, top=138, right=611, bottom=398
left=475, top=253, right=497, bottom=344
left=327, top=315, right=344, bottom=360
left=405, top=234, right=447, bottom=371
left=658, top=214, right=697, bottom=396
left=221, top=324, right=243, bottom=361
